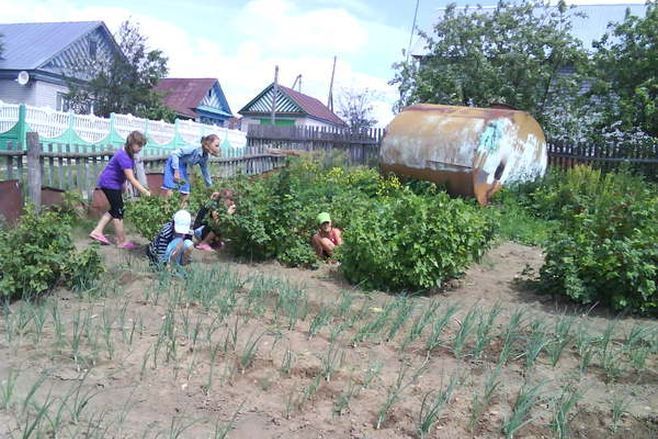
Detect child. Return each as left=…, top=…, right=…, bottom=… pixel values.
left=193, top=189, right=236, bottom=252
left=90, top=131, right=151, bottom=249
left=146, top=210, right=195, bottom=268
left=311, top=212, right=343, bottom=258
left=161, top=134, right=220, bottom=204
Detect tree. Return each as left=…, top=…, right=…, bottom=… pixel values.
left=337, top=87, right=378, bottom=131
left=67, top=20, right=175, bottom=121
left=390, top=0, right=587, bottom=123
left=590, top=4, right=657, bottom=136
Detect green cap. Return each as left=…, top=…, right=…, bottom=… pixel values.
left=317, top=212, right=331, bottom=225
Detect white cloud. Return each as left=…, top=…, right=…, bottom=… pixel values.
left=0, top=0, right=402, bottom=126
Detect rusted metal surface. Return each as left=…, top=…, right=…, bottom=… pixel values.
left=0, top=180, right=22, bottom=225
left=380, top=104, right=547, bottom=204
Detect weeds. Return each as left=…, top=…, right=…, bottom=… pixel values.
left=308, top=305, right=332, bottom=339
left=321, top=342, right=344, bottom=381
left=451, top=306, right=478, bottom=358
left=502, top=380, right=544, bottom=438
left=67, top=376, right=99, bottom=424
left=550, top=384, right=582, bottom=439
left=213, top=400, right=244, bottom=439
left=352, top=300, right=396, bottom=345
left=0, top=368, right=20, bottom=409
left=376, top=357, right=429, bottom=429
left=576, top=329, right=596, bottom=374
left=362, top=359, right=383, bottom=389
left=425, top=304, right=458, bottom=353
left=498, top=309, right=525, bottom=365
left=416, top=372, right=460, bottom=438
left=545, top=314, right=574, bottom=367
left=472, top=304, right=501, bottom=360
left=386, top=296, right=414, bottom=342
left=610, top=393, right=630, bottom=433
left=469, top=366, right=501, bottom=432
left=400, top=300, right=440, bottom=351
left=280, top=347, right=296, bottom=375
left=239, top=330, right=265, bottom=373
left=524, top=319, right=549, bottom=371
left=333, top=378, right=360, bottom=416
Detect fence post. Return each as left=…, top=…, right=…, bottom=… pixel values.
left=26, top=132, right=41, bottom=209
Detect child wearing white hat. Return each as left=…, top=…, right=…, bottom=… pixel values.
left=146, top=209, right=194, bottom=267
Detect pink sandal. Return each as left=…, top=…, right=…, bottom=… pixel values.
left=89, top=232, right=111, bottom=245
left=195, top=242, right=214, bottom=252
left=117, top=241, right=137, bottom=250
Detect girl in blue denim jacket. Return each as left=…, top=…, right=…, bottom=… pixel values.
left=162, top=134, right=220, bottom=203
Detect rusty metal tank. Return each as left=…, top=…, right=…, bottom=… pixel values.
left=380, top=104, right=547, bottom=204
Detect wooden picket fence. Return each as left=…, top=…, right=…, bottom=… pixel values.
left=246, top=125, right=384, bottom=167
left=546, top=141, right=658, bottom=179
left=0, top=133, right=286, bottom=209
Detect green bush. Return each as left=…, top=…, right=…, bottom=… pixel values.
left=0, top=206, right=104, bottom=301
left=535, top=166, right=658, bottom=312
left=124, top=194, right=180, bottom=240
left=223, top=157, right=399, bottom=267
left=340, top=190, right=495, bottom=291
left=125, top=170, right=234, bottom=240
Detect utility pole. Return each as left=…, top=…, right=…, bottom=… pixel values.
left=271, top=65, right=279, bottom=125
left=327, top=56, right=336, bottom=112
left=292, top=74, right=302, bottom=92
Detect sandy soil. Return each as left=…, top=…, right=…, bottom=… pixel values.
left=0, top=237, right=656, bottom=438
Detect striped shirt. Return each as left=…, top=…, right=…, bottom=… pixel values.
left=146, top=221, right=175, bottom=265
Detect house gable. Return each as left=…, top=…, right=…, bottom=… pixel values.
left=40, top=24, right=120, bottom=82
left=240, top=84, right=304, bottom=115
left=0, top=21, right=121, bottom=85
left=239, top=83, right=345, bottom=127
left=155, top=78, right=233, bottom=125
left=197, top=81, right=232, bottom=117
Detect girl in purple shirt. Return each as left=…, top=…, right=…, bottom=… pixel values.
left=90, top=131, right=151, bottom=249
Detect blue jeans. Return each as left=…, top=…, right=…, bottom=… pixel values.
left=161, top=157, right=190, bottom=194
left=162, top=237, right=193, bottom=265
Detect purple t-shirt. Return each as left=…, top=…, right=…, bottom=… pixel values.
left=98, top=149, right=134, bottom=190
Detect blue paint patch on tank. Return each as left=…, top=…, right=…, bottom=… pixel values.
left=479, top=120, right=506, bottom=152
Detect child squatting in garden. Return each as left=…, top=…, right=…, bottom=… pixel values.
left=90, top=130, right=151, bottom=249
left=311, top=212, right=343, bottom=259
left=193, top=189, right=237, bottom=252
left=161, top=134, right=221, bottom=204
left=146, top=210, right=195, bottom=268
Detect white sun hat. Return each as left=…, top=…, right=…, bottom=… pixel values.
left=173, top=209, right=193, bottom=235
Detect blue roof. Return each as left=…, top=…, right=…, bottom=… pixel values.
left=0, top=21, right=103, bottom=70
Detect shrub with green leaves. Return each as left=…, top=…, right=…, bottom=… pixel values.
left=536, top=166, right=658, bottom=312
left=0, top=206, right=103, bottom=301
left=124, top=194, right=180, bottom=240
left=223, top=157, right=393, bottom=267
left=340, top=190, right=494, bottom=291
left=125, top=171, right=219, bottom=240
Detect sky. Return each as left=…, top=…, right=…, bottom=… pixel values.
left=0, top=0, right=649, bottom=126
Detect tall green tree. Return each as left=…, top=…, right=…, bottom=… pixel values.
left=590, top=4, right=657, bottom=136
left=390, top=0, right=587, bottom=122
left=67, top=20, right=175, bottom=121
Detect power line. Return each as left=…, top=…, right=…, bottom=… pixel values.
left=406, top=0, right=421, bottom=63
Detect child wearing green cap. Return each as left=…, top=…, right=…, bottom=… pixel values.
left=311, top=212, right=343, bottom=259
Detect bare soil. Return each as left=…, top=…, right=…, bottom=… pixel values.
left=0, top=238, right=656, bottom=438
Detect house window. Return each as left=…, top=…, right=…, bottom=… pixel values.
left=56, top=92, right=70, bottom=112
